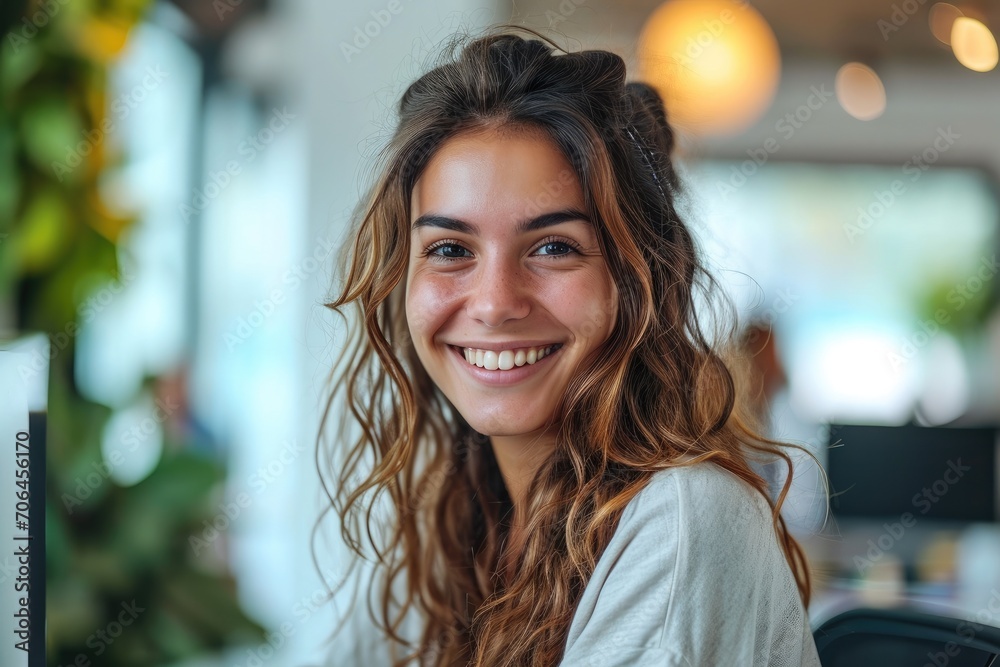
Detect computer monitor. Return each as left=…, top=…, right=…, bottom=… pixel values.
left=826, top=424, right=999, bottom=523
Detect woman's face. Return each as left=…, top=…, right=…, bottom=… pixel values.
left=405, top=127, right=618, bottom=438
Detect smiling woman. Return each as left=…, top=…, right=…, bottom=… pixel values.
left=321, top=26, right=823, bottom=667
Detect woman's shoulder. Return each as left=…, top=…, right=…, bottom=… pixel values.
left=622, top=459, right=775, bottom=542
left=560, top=461, right=819, bottom=665
left=608, top=460, right=794, bottom=596
left=587, top=459, right=789, bottom=609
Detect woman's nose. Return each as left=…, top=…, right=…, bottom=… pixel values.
left=464, top=257, right=531, bottom=328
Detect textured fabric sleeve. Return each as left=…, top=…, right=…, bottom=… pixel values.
left=558, top=464, right=821, bottom=667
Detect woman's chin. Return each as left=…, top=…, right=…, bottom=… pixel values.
left=457, top=408, right=561, bottom=441
left=460, top=412, right=546, bottom=439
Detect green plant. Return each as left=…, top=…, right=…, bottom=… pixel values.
left=1, top=2, right=265, bottom=664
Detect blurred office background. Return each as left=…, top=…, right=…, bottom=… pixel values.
left=1, top=0, right=999, bottom=664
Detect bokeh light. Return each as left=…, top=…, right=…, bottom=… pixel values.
left=951, top=16, right=999, bottom=72
left=835, top=62, right=886, bottom=121
left=929, top=3, right=963, bottom=45
left=638, top=0, right=781, bottom=137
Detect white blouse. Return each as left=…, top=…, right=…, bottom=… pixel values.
left=327, top=462, right=822, bottom=666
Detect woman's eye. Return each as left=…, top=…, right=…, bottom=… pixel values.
left=535, top=241, right=575, bottom=256
left=428, top=243, right=470, bottom=259
left=424, top=239, right=579, bottom=261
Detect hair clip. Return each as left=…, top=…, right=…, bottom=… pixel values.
left=624, top=124, right=666, bottom=201
left=624, top=124, right=669, bottom=234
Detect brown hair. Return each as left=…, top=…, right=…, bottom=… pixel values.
left=320, top=26, right=820, bottom=667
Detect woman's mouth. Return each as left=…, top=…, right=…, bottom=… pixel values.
left=454, top=343, right=562, bottom=370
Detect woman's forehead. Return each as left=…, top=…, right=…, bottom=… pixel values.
left=410, top=128, right=586, bottom=230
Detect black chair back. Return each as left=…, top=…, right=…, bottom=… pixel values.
left=814, top=607, right=1000, bottom=667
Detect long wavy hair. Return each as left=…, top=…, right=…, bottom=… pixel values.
left=320, top=26, right=821, bottom=667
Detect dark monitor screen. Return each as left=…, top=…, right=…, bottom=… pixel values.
left=826, top=424, right=998, bottom=523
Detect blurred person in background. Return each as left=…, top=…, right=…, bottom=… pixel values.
left=738, top=321, right=828, bottom=537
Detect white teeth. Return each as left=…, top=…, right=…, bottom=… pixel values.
left=459, top=345, right=558, bottom=370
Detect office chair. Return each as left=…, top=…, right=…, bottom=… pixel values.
left=813, top=606, right=1000, bottom=666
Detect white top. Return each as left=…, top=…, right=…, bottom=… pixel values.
left=327, top=462, right=822, bottom=666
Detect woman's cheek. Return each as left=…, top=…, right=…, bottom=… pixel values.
left=406, top=272, right=464, bottom=336
left=552, top=274, right=616, bottom=340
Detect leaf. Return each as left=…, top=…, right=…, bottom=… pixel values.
left=13, top=187, right=72, bottom=273
left=18, top=96, right=84, bottom=174
left=0, top=24, right=42, bottom=95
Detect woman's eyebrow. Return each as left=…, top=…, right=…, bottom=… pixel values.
left=410, top=209, right=592, bottom=235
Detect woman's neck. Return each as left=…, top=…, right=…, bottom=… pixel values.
left=488, top=428, right=557, bottom=587
left=489, top=428, right=557, bottom=518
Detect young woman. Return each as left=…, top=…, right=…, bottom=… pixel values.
left=321, top=27, right=824, bottom=667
